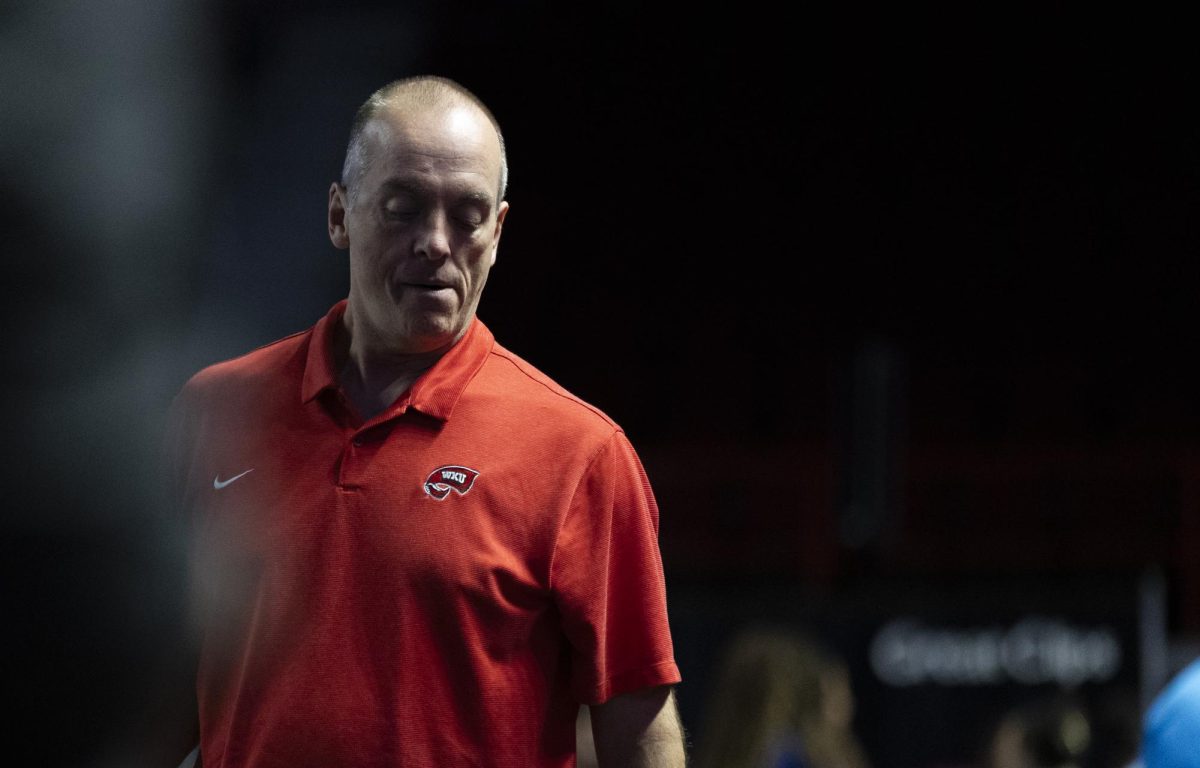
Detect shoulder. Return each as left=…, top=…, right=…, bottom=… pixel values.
left=177, top=328, right=310, bottom=407
left=474, top=340, right=623, bottom=439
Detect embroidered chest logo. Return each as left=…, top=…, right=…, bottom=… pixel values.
left=423, top=465, right=480, bottom=501
left=213, top=468, right=254, bottom=490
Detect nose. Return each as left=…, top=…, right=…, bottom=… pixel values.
left=413, top=210, right=451, bottom=260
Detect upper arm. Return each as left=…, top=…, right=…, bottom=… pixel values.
left=551, top=432, right=680, bottom=702
left=589, top=685, right=687, bottom=768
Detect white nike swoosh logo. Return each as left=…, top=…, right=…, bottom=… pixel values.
left=213, top=468, right=254, bottom=490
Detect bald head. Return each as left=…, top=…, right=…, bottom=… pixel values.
left=340, top=76, right=508, bottom=207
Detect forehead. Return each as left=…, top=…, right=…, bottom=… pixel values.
left=361, top=102, right=501, bottom=196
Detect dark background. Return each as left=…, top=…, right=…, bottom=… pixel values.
left=3, top=2, right=1198, bottom=766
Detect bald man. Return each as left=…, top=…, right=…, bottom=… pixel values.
left=152, top=76, right=685, bottom=768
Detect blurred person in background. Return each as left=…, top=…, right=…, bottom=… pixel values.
left=693, top=626, right=871, bottom=768
left=1137, top=657, right=1200, bottom=768
left=139, top=75, right=685, bottom=767
left=983, top=695, right=1094, bottom=768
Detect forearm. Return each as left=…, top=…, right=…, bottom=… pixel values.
left=590, top=686, right=687, bottom=768
left=597, top=732, right=687, bottom=768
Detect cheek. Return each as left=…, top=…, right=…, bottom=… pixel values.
left=471, top=249, right=495, bottom=278
left=458, top=241, right=495, bottom=280
left=353, top=233, right=405, bottom=268
left=463, top=266, right=490, bottom=293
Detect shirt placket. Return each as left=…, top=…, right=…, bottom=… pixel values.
left=333, top=391, right=409, bottom=490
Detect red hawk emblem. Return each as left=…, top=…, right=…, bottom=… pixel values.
left=423, top=465, right=480, bottom=500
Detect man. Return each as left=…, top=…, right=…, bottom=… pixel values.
left=157, top=76, right=685, bottom=767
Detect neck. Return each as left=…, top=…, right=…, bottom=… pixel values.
left=333, top=308, right=462, bottom=421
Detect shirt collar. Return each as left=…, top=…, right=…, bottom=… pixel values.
left=300, top=299, right=494, bottom=423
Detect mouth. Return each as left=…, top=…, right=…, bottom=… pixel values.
left=397, top=278, right=452, bottom=290
left=395, top=280, right=456, bottom=301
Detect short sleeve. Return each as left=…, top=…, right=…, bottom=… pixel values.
left=550, top=430, right=681, bottom=704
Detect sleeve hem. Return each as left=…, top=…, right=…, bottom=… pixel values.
left=580, top=659, right=682, bottom=705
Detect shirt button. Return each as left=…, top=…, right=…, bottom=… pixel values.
left=352, top=438, right=363, bottom=447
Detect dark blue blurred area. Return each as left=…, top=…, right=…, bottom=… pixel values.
left=3, top=2, right=1198, bottom=766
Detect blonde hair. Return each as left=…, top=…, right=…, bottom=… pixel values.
left=694, top=627, right=870, bottom=768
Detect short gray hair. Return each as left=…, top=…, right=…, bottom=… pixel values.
left=340, top=75, right=508, bottom=207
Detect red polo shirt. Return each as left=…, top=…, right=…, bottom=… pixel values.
left=165, top=300, right=680, bottom=767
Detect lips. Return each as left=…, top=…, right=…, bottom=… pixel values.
left=392, top=278, right=457, bottom=305
left=389, top=267, right=459, bottom=304
left=397, top=276, right=454, bottom=291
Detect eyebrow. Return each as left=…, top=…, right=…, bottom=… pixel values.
left=379, top=178, right=494, bottom=208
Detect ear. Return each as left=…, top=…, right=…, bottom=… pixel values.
left=328, top=182, right=350, bottom=249
left=490, top=200, right=509, bottom=267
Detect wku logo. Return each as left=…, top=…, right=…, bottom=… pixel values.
left=423, top=465, right=480, bottom=501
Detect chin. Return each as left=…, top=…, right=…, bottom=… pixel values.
left=399, top=314, right=466, bottom=350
